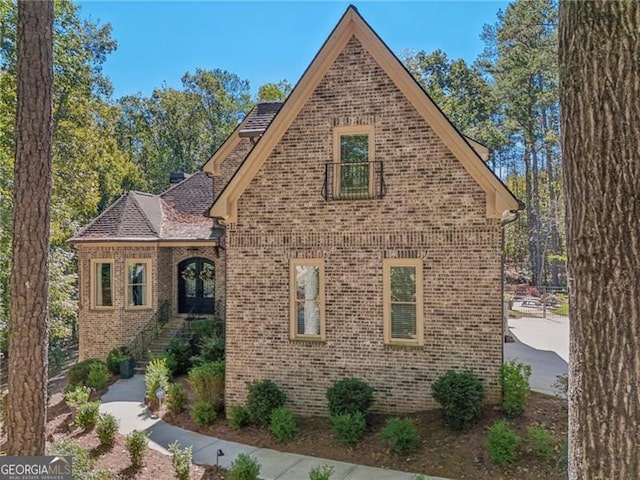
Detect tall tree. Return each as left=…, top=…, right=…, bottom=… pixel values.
left=7, top=0, right=53, bottom=455
left=559, top=1, right=640, bottom=478
left=257, top=79, right=292, bottom=102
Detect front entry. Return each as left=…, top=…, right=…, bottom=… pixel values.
left=178, top=257, right=215, bottom=314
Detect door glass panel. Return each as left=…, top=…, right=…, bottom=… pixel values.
left=181, top=261, right=197, bottom=298
left=200, top=262, right=214, bottom=298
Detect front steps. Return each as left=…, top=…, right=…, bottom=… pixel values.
left=133, top=316, right=186, bottom=374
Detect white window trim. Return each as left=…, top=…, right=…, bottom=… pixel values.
left=289, top=258, right=326, bottom=341
left=125, top=258, right=152, bottom=310
left=332, top=125, right=375, bottom=198
left=90, top=258, right=114, bottom=310
left=383, top=258, right=424, bottom=346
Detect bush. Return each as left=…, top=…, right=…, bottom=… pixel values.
left=380, top=417, right=421, bottom=453
left=168, top=441, right=192, bottom=480
left=167, top=383, right=187, bottom=414
left=96, top=413, right=118, bottom=447
left=190, top=400, right=217, bottom=427
left=65, top=385, right=91, bottom=409
left=74, top=401, right=100, bottom=431
left=191, top=335, right=225, bottom=365
left=246, top=379, right=287, bottom=425
left=527, top=425, right=556, bottom=461
left=145, top=358, right=170, bottom=404
left=501, top=360, right=531, bottom=417
left=228, top=453, right=260, bottom=480
left=106, top=346, right=132, bottom=375
left=126, top=430, right=148, bottom=468
left=309, top=464, right=334, bottom=480
left=326, top=377, right=374, bottom=417
left=188, top=360, right=225, bottom=407
left=68, top=359, right=105, bottom=387
left=269, top=407, right=297, bottom=443
left=486, top=419, right=520, bottom=465
left=431, top=370, right=484, bottom=430
left=552, top=374, right=568, bottom=400
left=329, top=412, right=366, bottom=445
left=190, top=318, right=223, bottom=343
left=165, top=338, right=193, bottom=376
left=49, top=439, right=94, bottom=476
left=86, top=361, right=109, bottom=390
left=227, top=405, right=251, bottom=430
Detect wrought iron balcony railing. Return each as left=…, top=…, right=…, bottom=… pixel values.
left=322, top=161, right=385, bottom=201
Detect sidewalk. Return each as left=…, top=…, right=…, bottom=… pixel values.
left=100, top=375, right=450, bottom=480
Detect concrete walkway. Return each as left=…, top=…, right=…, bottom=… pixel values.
left=100, top=375, right=449, bottom=480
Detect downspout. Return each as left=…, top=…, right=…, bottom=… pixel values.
left=501, top=209, right=520, bottom=348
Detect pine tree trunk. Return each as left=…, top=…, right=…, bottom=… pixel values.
left=559, top=1, right=640, bottom=478
left=7, top=0, right=53, bottom=455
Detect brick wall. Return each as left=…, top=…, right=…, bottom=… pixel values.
left=224, top=36, right=504, bottom=415
left=214, top=138, right=253, bottom=200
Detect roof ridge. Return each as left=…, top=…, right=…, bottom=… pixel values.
left=127, top=192, right=160, bottom=236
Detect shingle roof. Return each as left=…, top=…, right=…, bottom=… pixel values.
left=239, top=102, right=282, bottom=137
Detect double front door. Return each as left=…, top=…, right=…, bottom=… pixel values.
left=178, top=257, right=214, bottom=314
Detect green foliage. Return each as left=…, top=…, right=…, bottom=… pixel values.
left=228, top=453, right=261, bottom=480
left=86, top=361, right=109, bottom=390
left=326, top=377, right=374, bottom=417
left=126, top=430, right=149, bottom=468
left=329, top=412, right=366, bottom=445
left=553, top=374, right=568, bottom=400
left=309, top=464, right=334, bottom=480
left=96, top=413, right=118, bottom=447
left=486, top=420, right=521, bottom=465
left=190, top=400, right=217, bottom=427
left=165, top=338, right=193, bottom=376
left=49, top=439, right=94, bottom=478
left=168, top=441, right=192, bottom=480
left=501, top=360, right=532, bottom=416
left=527, top=425, right=556, bottom=461
left=246, top=379, right=287, bottom=425
left=257, top=79, right=292, bottom=102
left=74, top=401, right=100, bottom=431
left=65, top=385, right=91, bottom=409
left=106, top=346, right=132, bottom=375
left=431, top=370, right=484, bottom=430
left=269, top=407, right=297, bottom=443
left=227, top=405, right=251, bottom=430
left=145, top=357, right=170, bottom=403
left=167, top=382, right=187, bottom=414
left=189, top=318, right=223, bottom=343
left=68, top=359, right=105, bottom=387
left=187, top=360, right=225, bottom=407
left=380, top=417, right=421, bottom=453
left=191, top=335, right=225, bottom=365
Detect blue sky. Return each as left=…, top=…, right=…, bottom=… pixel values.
left=77, top=1, right=509, bottom=99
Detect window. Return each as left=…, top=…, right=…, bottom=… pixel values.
left=90, top=259, right=113, bottom=309
left=333, top=125, right=375, bottom=199
left=383, top=259, right=424, bottom=346
left=126, top=259, right=151, bottom=308
left=290, top=259, right=325, bottom=341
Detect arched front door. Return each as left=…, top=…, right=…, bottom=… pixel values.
left=178, top=257, right=215, bottom=314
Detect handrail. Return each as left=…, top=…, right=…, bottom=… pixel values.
left=322, top=160, right=385, bottom=201
left=127, top=300, right=171, bottom=361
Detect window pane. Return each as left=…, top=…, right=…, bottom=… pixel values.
left=95, top=263, right=112, bottom=307
left=294, top=265, right=321, bottom=336
left=391, top=303, right=416, bottom=339
left=201, top=263, right=215, bottom=298
left=390, top=266, right=416, bottom=302
left=128, top=262, right=148, bottom=306
left=296, top=266, right=319, bottom=300
left=129, top=285, right=146, bottom=306
left=340, top=135, right=368, bottom=163
left=128, top=263, right=146, bottom=284
left=340, top=134, right=369, bottom=195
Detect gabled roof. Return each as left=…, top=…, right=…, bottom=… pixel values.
left=210, top=5, right=521, bottom=223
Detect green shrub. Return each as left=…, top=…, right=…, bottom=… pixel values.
left=68, top=359, right=105, bottom=387
left=167, top=383, right=187, bottom=414
left=74, top=401, right=100, bottom=431
left=86, top=361, right=109, bottom=390
left=486, top=419, right=520, bottom=465
left=431, top=370, right=484, bottom=430
left=188, top=360, right=225, bottom=407
left=326, top=377, right=374, bottom=417
left=380, top=417, right=421, bottom=453
left=269, top=407, right=297, bottom=443
left=106, top=346, right=132, bottom=375
left=246, top=379, right=287, bottom=425
left=329, top=412, right=366, bottom=445
left=309, top=464, right=334, bottom=480
left=191, top=335, right=225, bottom=365
left=96, top=413, right=118, bottom=447
left=145, top=358, right=170, bottom=403
left=168, top=441, right=192, bottom=480
left=190, top=318, right=223, bottom=343
left=501, top=360, right=532, bottom=416
left=190, top=400, right=217, bottom=427
left=227, top=405, right=251, bottom=430
left=49, top=439, right=94, bottom=477
left=527, top=425, right=556, bottom=461
left=228, top=453, right=260, bottom=480
left=165, top=338, right=193, bottom=376
left=552, top=374, right=568, bottom=400
left=126, top=430, right=148, bottom=468
left=65, top=385, right=91, bottom=409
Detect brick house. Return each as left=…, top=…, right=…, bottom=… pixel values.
left=71, top=6, right=520, bottom=414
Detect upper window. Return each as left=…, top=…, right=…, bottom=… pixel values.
left=333, top=125, right=375, bottom=199
left=383, top=258, right=424, bottom=346
left=90, top=259, right=113, bottom=309
left=126, top=259, right=151, bottom=308
left=290, top=259, right=325, bottom=341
